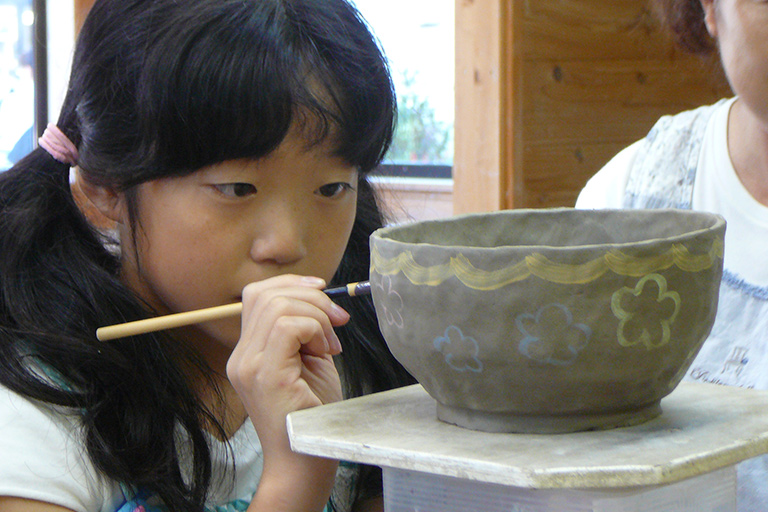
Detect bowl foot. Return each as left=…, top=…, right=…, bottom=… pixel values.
left=436, top=401, right=662, bottom=434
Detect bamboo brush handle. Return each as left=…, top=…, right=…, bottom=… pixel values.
left=96, top=280, right=371, bottom=341
left=96, top=302, right=243, bottom=341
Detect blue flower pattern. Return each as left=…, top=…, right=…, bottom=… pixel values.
left=433, top=326, right=483, bottom=373
left=515, top=303, right=592, bottom=366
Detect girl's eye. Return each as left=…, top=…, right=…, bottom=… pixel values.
left=213, top=183, right=257, bottom=197
left=316, top=182, right=354, bottom=198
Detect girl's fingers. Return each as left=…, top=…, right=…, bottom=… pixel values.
left=227, top=315, right=343, bottom=416
left=240, top=291, right=346, bottom=355
left=242, top=276, right=351, bottom=325
left=227, top=275, right=348, bottom=414
left=239, top=277, right=348, bottom=349
left=269, top=315, right=339, bottom=358
left=241, top=274, right=327, bottom=301
left=300, top=353, right=343, bottom=405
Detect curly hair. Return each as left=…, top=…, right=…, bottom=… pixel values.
left=650, top=0, right=718, bottom=54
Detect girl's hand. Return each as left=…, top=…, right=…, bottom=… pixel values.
left=227, top=274, right=347, bottom=512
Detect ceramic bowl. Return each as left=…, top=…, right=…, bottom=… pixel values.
left=369, top=208, right=725, bottom=433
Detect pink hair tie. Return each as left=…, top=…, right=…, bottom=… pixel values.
left=38, top=123, right=79, bottom=167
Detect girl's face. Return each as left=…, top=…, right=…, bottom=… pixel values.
left=703, top=0, right=768, bottom=125
left=119, top=128, right=359, bottom=349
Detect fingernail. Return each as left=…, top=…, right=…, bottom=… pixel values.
left=301, top=276, right=326, bottom=287
left=332, top=303, right=350, bottom=321
left=330, top=332, right=343, bottom=353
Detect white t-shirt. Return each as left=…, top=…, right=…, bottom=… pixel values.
left=577, top=97, right=768, bottom=511
left=0, top=383, right=264, bottom=512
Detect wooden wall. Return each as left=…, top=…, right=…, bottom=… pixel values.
left=74, top=0, right=93, bottom=32
left=454, top=0, right=732, bottom=212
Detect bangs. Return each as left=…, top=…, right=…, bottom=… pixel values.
left=133, top=0, right=395, bottom=178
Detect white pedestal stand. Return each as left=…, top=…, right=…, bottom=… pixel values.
left=288, top=382, right=768, bottom=511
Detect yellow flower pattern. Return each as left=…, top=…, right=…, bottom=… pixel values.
left=610, top=274, right=681, bottom=350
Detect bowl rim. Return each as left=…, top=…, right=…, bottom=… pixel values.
left=371, top=207, right=726, bottom=253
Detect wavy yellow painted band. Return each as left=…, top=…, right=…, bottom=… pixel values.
left=370, top=238, right=724, bottom=289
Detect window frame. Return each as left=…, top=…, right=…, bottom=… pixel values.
left=33, top=0, right=46, bottom=138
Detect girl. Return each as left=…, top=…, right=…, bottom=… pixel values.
left=0, top=1, right=414, bottom=511
left=576, top=0, right=768, bottom=510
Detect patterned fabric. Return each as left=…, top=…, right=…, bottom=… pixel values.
left=622, top=100, right=724, bottom=210
left=113, top=464, right=344, bottom=512
left=113, top=487, right=156, bottom=512
left=113, top=488, right=331, bottom=512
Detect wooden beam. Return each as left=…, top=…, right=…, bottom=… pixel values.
left=453, top=0, right=514, bottom=214
left=74, top=0, right=94, bottom=34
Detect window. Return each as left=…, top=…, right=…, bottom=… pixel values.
left=351, top=0, right=454, bottom=179
left=0, top=0, right=36, bottom=170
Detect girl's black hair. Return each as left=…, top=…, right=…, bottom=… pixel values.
left=0, top=0, right=414, bottom=510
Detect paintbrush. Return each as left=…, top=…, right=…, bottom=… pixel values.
left=96, top=280, right=371, bottom=341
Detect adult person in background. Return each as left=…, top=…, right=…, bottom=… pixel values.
left=576, top=1, right=768, bottom=509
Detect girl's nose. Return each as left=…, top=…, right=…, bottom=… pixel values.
left=249, top=205, right=308, bottom=266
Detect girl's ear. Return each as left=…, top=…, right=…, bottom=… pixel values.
left=700, top=0, right=718, bottom=38
left=74, top=171, right=127, bottom=224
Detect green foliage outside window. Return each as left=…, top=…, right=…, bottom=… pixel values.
left=386, top=72, right=453, bottom=165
